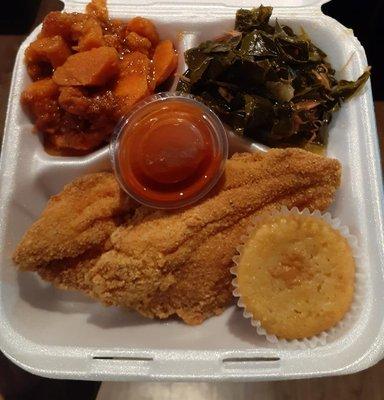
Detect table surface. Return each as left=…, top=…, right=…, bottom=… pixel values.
left=1, top=3, right=383, bottom=399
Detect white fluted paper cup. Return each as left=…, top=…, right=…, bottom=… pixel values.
left=230, top=206, right=363, bottom=350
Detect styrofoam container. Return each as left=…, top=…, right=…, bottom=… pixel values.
left=0, top=0, right=383, bottom=381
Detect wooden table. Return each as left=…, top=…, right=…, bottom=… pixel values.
left=0, top=5, right=383, bottom=400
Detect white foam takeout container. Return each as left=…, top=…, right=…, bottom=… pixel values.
left=0, top=0, right=383, bottom=382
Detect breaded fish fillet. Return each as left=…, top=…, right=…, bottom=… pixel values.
left=13, top=149, right=341, bottom=324
left=13, top=172, right=130, bottom=290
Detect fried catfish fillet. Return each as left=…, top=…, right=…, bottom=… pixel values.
left=13, top=172, right=130, bottom=291
left=13, top=149, right=341, bottom=324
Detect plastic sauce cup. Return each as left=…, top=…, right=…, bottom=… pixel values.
left=110, top=92, right=228, bottom=209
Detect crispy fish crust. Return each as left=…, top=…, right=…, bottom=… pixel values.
left=12, top=172, right=129, bottom=290
left=13, top=149, right=341, bottom=324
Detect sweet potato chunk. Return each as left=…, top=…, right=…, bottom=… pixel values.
left=21, top=79, right=61, bottom=132
left=41, top=11, right=104, bottom=52
left=27, top=64, right=52, bottom=81
left=86, top=0, right=108, bottom=22
left=22, top=78, right=59, bottom=110
left=126, top=32, right=152, bottom=56
left=126, top=17, right=159, bottom=46
left=119, top=51, right=151, bottom=78
left=22, top=5, right=176, bottom=156
left=58, top=86, right=116, bottom=119
left=53, top=47, right=119, bottom=86
left=25, top=36, right=71, bottom=68
left=22, top=77, right=58, bottom=98
left=114, top=52, right=151, bottom=115
left=41, top=12, right=73, bottom=39
left=58, top=87, right=91, bottom=116
left=153, top=40, right=178, bottom=86
left=75, top=19, right=104, bottom=51
left=114, top=75, right=149, bottom=102
left=48, top=131, right=107, bottom=151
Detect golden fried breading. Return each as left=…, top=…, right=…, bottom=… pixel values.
left=86, top=149, right=341, bottom=323
left=13, top=172, right=129, bottom=276
left=13, top=149, right=341, bottom=324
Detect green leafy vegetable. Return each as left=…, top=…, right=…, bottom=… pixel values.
left=235, top=6, right=273, bottom=32
left=177, top=6, right=370, bottom=149
left=331, top=70, right=370, bottom=101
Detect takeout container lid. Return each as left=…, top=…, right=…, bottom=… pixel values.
left=62, top=0, right=331, bottom=10
left=1, top=0, right=383, bottom=383
left=62, top=0, right=330, bottom=11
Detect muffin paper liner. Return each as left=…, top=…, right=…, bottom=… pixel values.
left=230, top=206, right=363, bottom=350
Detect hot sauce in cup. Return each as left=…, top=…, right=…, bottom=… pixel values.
left=110, top=93, right=228, bottom=209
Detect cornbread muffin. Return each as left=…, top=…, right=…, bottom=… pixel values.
left=236, top=213, right=355, bottom=340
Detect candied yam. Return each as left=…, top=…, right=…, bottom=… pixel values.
left=101, top=20, right=127, bottom=53
left=23, top=7, right=173, bottom=156
left=48, top=131, right=107, bottom=151
left=22, top=78, right=59, bottom=105
left=114, top=74, right=149, bottom=99
left=26, top=62, right=52, bottom=81
left=126, top=32, right=152, bottom=56
left=75, top=18, right=104, bottom=51
left=40, top=11, right=104, bottom=52
left=86, top=0, right=108, bottom=22
left=58, top=87, right=90, bottom=116
left=53, top=47, right=119, bottom=86
left=34, top=104, right=62, bottom=133
left=114, top=74, right=149, bottom=116
left=153, top=40, right=178, bottom=86
left=25, top=36, right=71, bottom=68
left=105, top=18, right=127, bottom=37
left=119, top=51, right=151, bottom=77
left=103, top=34, right=120, bottom=49
left=41, top=12, right=73, bottom=40
left=126, top=17, right=159, bottom=46
left=21, top=79, right=61, bottom=132
left=59, top=86, right=116, bottom=119
left=114, top=52, right=152, bottom=115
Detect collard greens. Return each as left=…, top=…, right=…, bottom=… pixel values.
left=177, top=6, right=370, bottom=149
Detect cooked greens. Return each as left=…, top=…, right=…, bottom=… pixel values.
left=177, top=6, right=370, bottom=149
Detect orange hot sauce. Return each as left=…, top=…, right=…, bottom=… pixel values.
left=114, top=96, right=228, bottom=208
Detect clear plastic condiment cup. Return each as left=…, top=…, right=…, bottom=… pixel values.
left=110, top=92, right=228, bottom=209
